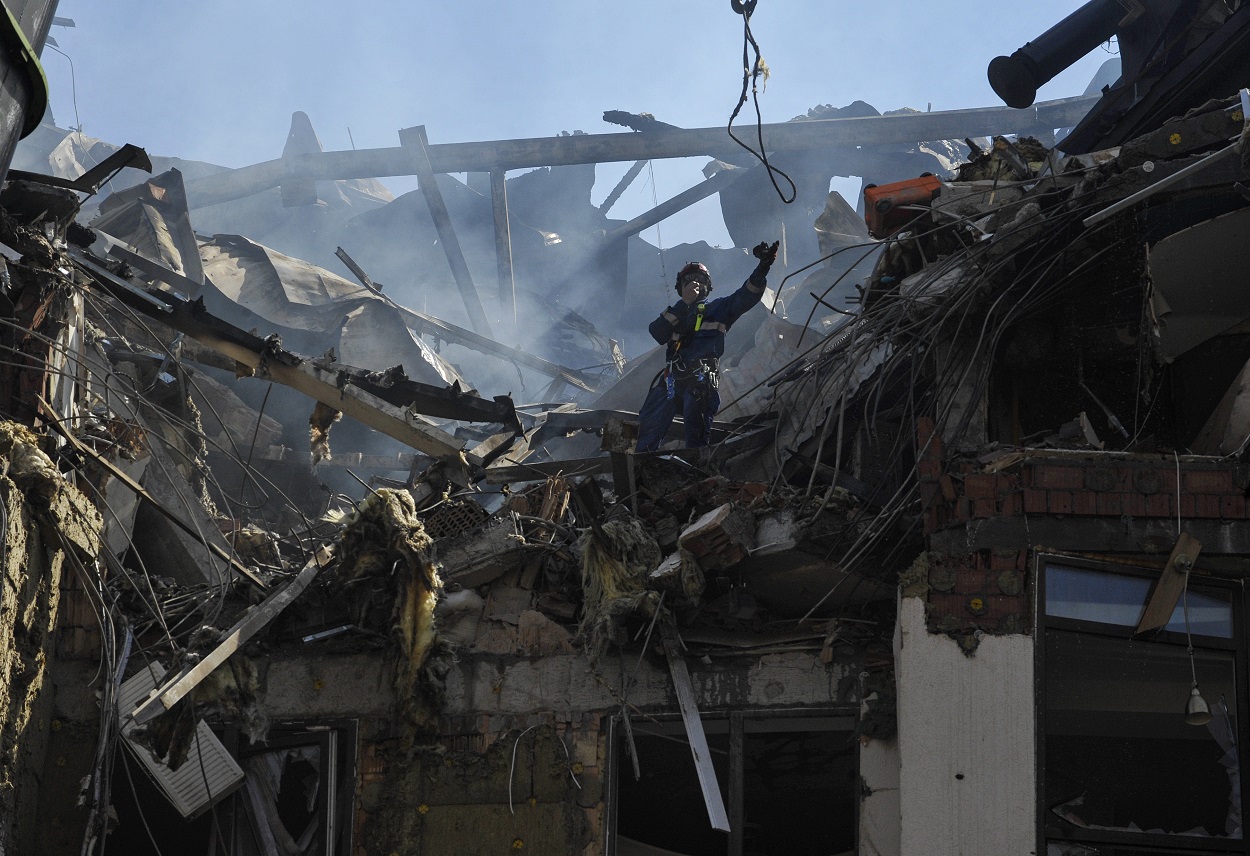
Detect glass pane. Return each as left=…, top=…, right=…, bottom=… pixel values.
left=1045, top=630, right=1240, bottom=840
left=740, top=730, right=856, bottom=856
left=1046, top=564, right=1233, bottom=638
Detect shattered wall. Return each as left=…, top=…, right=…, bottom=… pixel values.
left=894, top=597, right=1035, bottom=856
left=0, top=426, right=102, bottom=855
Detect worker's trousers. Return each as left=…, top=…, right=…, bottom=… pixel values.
left=636, top=372, right=720, bottom=452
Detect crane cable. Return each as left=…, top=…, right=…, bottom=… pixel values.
left=727, top=0, right=796, bottom=204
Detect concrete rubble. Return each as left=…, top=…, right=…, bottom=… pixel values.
left=6, top=3, right=1250, bottom=855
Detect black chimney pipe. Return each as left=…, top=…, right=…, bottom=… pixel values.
left=0, top=0, right=57, bottom=185
left=988, top=0, right=1124, bottom=108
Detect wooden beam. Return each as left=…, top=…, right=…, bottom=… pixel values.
left=1136, top=532, right=1203, bottom=635
left=407, top=125, right=493, bottom=338
left=659, top=619, right=730, bottom=833
left=603, top=166, right=746, bottom=243
left=71, top=258, right=475, bottom=463
left=490, top=168, right=516, bottom=326
left=182, top=95, right=1100, bottom=209
left=131, top=545, right=335, bottom=724
left=598, top=159, right=648, bottom=214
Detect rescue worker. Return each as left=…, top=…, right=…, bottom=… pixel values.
left=636, top=240, right=779, bottom=452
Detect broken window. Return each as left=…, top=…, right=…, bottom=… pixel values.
left=1040, top=559, right=1241, bottom=854
left=107, top=722, right=355, bottom=855
left=609, top=713, right=857, bottom=856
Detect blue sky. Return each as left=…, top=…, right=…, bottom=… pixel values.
left=41, top=2, right=1116, bottom=247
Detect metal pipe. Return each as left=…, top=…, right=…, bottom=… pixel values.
left=988, top=0, right=1124, bottom=108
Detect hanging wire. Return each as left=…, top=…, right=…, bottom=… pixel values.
left=44, top=42, right=83, bottom=132
left=727, top=1, right=795, bottom=204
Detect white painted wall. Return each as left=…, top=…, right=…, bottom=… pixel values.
left=859, top=736, right=901, bottom=856
left=895, top=596, right=1037, bottom=856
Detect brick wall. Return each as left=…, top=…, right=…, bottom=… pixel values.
left=914, top=417, right=1249, bottom=642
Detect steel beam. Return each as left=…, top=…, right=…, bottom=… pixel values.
left=181, top=96, right=1100, bottom=210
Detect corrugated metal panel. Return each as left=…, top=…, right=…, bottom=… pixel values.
left=118, top=664, right=245, bottom=818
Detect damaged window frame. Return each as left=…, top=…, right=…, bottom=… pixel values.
left=605, top=706, right=859, bottom=856
left=1035, top=553, right=1249, bottom=855
left=109, top=718, right=357, bottom=856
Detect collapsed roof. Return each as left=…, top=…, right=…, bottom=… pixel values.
left=4, top=4, right=1250, bottom=849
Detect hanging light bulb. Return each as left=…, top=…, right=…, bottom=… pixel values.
left=1186, top=685, right=1212, bottom=726
left=1176, top=552, right=1211, bottom=726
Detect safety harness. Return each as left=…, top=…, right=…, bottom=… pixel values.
left=664, top=303, right=720, bottom=400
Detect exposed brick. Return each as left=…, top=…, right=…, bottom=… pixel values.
left=1073, top=492, right=1098, bottom=515
left=954, top=498, right=973, bottom=520
left=1096, top=492, right=1124, bottom=516
left=1023, top=489, right=1048, bottom=514
left=919, top=480, right=941, bottom=508
left=1176, top=494, right=1196, bottom=518
left=1145, top=493, right=1171, bottom=517
left=964, top=473, right=995, bottom=499
left=1134, top=467, right=1168, bottom=494
left=973, top=497, right=996, bottom=518
left=994, top=473, right=1020, bottom=493
left=1195, top=495, right=1223, bottom=518
left=955, top=567, right=987, bottom=594
left=990, top=551, right=1017, bottom=572
left=939, top=474, right=958, bottom=501
left=1221, top=495, right=1247, bottom=520
left=926, top=593, right=969, bottom=626
left=1184, top=469, right=1234, bottom=493
left=1049, top=491, right=1073, bottom=515
left=1084, top=466, right=1118, bottom=492
left=923, top=507, right=939, bottom=533
left=980, top=595, right=1025, bottom=625
left=998, top=492, right=1023, bottom=516
left=918, top=458, right=942, bottom=479
left=1155, top=467, right=1175, bottom=494
left=1122, top=493, right=1147, bottom=517
left=916, top=415, right=936, bottom=440
left=1034, top=465, right=1085, bottom=490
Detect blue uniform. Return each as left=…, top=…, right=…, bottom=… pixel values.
left=636, top=268, right=767, bottom=451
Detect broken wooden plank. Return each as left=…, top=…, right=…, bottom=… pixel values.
left=659, top=619, right=730, bottom=833
left=132, top=545, right=336, bottom=724
left=1136, top=532, right=1202, bottom=635
left=407, top=125, right=493, bottom=338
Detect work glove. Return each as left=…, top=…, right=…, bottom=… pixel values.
left=753, top=240, right=779, bottom=270
left=750, top=240, right=780, bottom=284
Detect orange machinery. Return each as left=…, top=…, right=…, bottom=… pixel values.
left=863, top=174, right=944, bottom=239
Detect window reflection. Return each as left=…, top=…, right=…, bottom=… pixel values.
left=1045, top=565, right=1233, bottom=638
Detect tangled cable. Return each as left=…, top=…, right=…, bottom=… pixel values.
left=727, top=0, right=796, bottom=204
